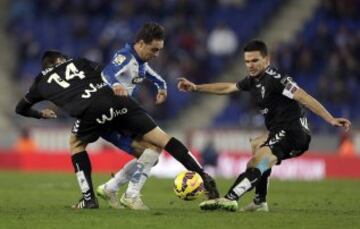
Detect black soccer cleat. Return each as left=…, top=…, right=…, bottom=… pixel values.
left=71, top=197, right=99, bottom=209
left=201, top=173, right=220, bottom=199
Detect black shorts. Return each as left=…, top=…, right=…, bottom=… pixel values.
left=72, top=94, right=157, bottom=144
left=262, top=128, right=311, bottom=163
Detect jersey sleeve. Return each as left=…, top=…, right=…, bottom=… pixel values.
left=144, top=63, right=167, bottom=90
left=236, top=76, right=251, bottom=91
left=15, top=77, right=44, bottom=119
left=24, top=77, right=44, bottom=104
left=101, top=52, right=132, bottom=86
left=266, top=67, right=299, bottom=99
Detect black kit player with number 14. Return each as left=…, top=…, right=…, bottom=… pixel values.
left=15, top=50, right=219, bottom=209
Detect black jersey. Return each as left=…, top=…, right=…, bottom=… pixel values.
left=24, top=58, right=109, bottom=118
left=236, top=66, right=309, bottom=132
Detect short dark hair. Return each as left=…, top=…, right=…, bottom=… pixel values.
left=41, top=50, right=67, bottom=69
left=134, top=22, right=165, bottom=44
left=243, top=40, right=268, bottom=56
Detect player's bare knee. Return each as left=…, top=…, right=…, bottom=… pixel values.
left=248, top=147, right=277, bottom=174
left=69, top=134, right=86, bottom=155
left=250, top=135, right=268, bottom=154
left=250, top=139, right=260, bottom=154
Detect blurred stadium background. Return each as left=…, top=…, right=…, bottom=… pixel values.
left=0, top=0, right=360, bottom=180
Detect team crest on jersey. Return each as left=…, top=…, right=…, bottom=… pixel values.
left=261, top=86, right=266, bottom=98
left=113, top=54, right=126, bottom=66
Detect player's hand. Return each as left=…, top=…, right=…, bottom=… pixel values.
left=177, top=78, right=197, bottom=92
left=330, top=118, right=351, bottom=131
left=112, top=84, right=128, bottom=97
left=156, top=89, right=167, bottom=104
left=41, top=109, right=57, bottom=119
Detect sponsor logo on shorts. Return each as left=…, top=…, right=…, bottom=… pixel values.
left=96, top=107, right=128, bottom=124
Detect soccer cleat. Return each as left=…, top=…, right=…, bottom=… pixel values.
left=71, top=197, right=99, bottom=209
left=120, top=193, right=149, bottom=210
left=201, top=173, right=220, bottom=199
left=200, top=198, right=238, bottom=212
left=217, top=198, right=238, bottom=212
left=96, top=184, right=123, bottom=209
left=199, top=198, right=220, bottom=210
left=240, top=201, right=269, bottom=212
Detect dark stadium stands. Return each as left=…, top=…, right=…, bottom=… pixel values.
left=214, top=0, right=360, bottom=132
left=8, top=0, right=282, bottom=122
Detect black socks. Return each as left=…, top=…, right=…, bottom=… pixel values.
left=254, top=169, right=271, bottom=204
left=225, top=168, right=262, bottom=201
left=71, top=151, right=95, bottom=201
left=164, top=137, right=204, bottom=176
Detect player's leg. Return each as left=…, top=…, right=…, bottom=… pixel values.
left=242, top=134, right=271, bottom=212
left=200, top=146, right=277, bottom=211
left=141, top=126, right=220, bottom=199
left=96, top=132, right=160, bottom=209
left=69, top=133, right=98, bottom=209
left=240, top=169, right=270, bottom=212
left=201, top=129, right=310, bottom=212
left=120, top=138, right=161, bottom=210
left=250, top=134, right=268, bottom=155
left=98, top=132, right=139, bottom=193
left=95, top=131, right=134, bottom=209
left=117, top=99, right=219, bottom=199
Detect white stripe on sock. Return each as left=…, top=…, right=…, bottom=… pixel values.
left=233, top=178, right=251, bottom=197
left=188, top=151, right=203, bottom=169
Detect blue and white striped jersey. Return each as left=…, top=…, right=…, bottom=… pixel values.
left=101, top=43, right=167, bottom=95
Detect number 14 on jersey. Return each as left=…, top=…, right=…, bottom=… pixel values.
left=47, top=63, right=85, bottom=88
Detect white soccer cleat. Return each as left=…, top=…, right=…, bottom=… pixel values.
left=96, top=184, right=123, bottom=209
left=120, top=193, right=149, bottom=210
left=240, top=201, right=269, bottom=212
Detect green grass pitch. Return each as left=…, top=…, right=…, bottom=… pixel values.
left=0, top=171, right=359, bottom=229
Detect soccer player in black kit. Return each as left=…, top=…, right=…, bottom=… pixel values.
left=15, top=50, right=219, bottom=209
left=177, top=40, right=351, bottom=212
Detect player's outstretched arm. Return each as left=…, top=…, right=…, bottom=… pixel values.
left=293, top=87, right=351, bottom=131
left=177, top=78, right=239, bottom=95
left=15, top=98, right=57, bottom=119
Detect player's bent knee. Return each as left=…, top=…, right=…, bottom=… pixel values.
left=69, top=134, right=87, bottom=155
left=250, top=135, right=268, bottom=154
left=248, top=148, right=277, bottom=174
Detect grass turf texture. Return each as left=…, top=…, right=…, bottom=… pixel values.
left=0, top=171, right=359, bottom=229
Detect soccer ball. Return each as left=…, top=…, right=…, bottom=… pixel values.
left=173, top=171, right=205, bottom=201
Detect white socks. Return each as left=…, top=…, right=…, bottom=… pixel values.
left=125, top=149, right=160, bottom=197
left=104, top=149, right=160, bottom=195
left=105, top=159, right=138, bottom=192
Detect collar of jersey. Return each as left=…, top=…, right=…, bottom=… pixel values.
left=253, top=65, right=272, bottom=82
left=41, top=59, right=72, bottom=75
left=124, top=43, right=145, bottom=64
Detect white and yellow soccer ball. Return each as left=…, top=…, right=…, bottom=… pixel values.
left=173, top=171, right=205, bottom=201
